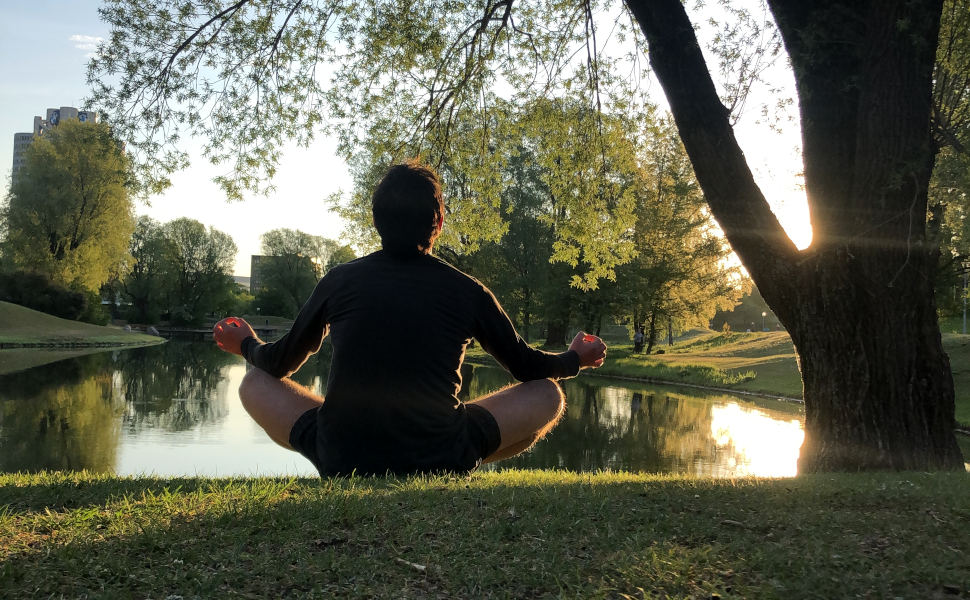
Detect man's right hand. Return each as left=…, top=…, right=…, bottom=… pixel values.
left=213, top=316, right=259, bottom=357
left=569, top=331, right=607, bottom=369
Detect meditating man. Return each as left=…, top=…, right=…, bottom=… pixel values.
left=213, top=160, right=607, bottom=476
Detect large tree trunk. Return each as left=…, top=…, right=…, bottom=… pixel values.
left=626, top=0, right=964, bottom=470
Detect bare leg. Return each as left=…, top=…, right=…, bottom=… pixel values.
left=467, top=378, right=565, bottom=464
left=238, top=368, right=324, bottom=449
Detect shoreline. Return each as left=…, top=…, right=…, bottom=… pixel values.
left=464, top=354, right=970, bottom=436
left=0, top=339, right=165, bottom=349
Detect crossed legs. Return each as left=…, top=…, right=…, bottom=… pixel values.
left=238, top=368, right=323, bottom=449
left=237, top=368, right=565, bottom=464
left=466, top=378, right=565, bottom=463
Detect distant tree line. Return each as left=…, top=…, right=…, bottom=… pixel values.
left=0, top=119, right=356, bottom=326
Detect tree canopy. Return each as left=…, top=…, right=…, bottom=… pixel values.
left=254, top=228, right=325, bottom=317
left=120, top=217, right=238, bottom=324
left=89, top=0, right=966, bottom=470
left=1, top=119, right=134, bottom=292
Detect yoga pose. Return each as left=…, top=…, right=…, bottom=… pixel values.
left=213, top=160, right=607, bottom=476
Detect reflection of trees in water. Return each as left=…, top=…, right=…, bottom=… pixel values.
left=115, top=342, right=236, bottom=432
left=461, top=365, right=799, bottom=475
left=458, top=363, right=515, bottom=402
left=499, top=381, right=725, bottom=473
left=0, top=353, right=122, bottom=472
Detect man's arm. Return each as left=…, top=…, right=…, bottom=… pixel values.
left=213, top=273, right=335, bottom=378
left=473, top=286, right=606, bottom=380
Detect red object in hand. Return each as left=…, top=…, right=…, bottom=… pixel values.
left=584, top=334, right=597, bottom=342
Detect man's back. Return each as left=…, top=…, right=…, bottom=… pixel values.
left=244, top=250, right=578, bottom=474
left=216, top=159, right=605, bottom=477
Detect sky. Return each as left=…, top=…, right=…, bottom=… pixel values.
left=0, top=1, right=811, bottom=277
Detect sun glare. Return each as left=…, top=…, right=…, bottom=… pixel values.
left=709, top=403, right=805, bottom=477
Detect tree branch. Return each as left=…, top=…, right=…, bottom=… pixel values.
left=624, top=0, right=800, bottom=284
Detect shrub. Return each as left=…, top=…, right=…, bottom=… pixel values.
left=0, top=271, right=88, bottom=320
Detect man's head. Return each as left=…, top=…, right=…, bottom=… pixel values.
left=372, top=159, right=444, bottom=255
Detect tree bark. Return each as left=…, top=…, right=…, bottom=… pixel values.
left=626, top=0, right=964, bottom=470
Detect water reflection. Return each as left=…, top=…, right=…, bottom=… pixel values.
left=0, top=343, right=811, bottom=476
left=0, top=353, right=121, bottom=472
left=116, top=342, right=235, bottom=433
left=472, top=363, right=806, bottom=477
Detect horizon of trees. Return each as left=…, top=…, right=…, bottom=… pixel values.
left=81, top=0, right=970, bottom=471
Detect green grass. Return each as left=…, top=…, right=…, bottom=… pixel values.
left=0, top=301, right=163, bottom=347
left=940, top=314, right=968, bottom=334
left=0, top=470, right=967, bottom=598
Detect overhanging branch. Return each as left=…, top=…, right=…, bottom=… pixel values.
left=624, top=0, right=800, bottom=285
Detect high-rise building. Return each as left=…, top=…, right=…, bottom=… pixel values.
left=10, top=106, right=99, bottom=185
left=250, top=255, right=278, bottom=294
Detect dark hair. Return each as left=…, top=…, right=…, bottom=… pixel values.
left=372, top=159, right=444, bottom=255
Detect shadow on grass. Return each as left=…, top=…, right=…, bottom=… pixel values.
left=1, top=473, right=968, bottom=598
left=0, top=475, right=310, bottom=513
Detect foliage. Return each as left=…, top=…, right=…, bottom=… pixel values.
left=254, top=228, right=324, bottom=318
left=90, top=0, right=653, bottom=285
left=710, top=284, right=780, bottom=333
left=931, top=148, right=970, bottom=316
left=615, top=116, right=744, bottom=350
left=120, top=217, right=173, bottom=323
left=119, top=217, right=237, bottom=325
left=458, top=147, right=561, bottom=343
left=162, top=218, right=238, bottom=325
left=1, top=119, right=135, bottom=292
left=932, top=0, right=970, bottom=154
left=0, top=272, right=88, bottom=321
left=323, top=242, right=356, bottom=271
left=930, top=0, right=970, bottom=317
left=88, top=0, right=612, bottom=196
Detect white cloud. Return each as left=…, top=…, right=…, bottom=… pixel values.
left=69, top=34, right=103, bottom=57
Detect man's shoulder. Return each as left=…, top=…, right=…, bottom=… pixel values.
left=326, top=251, right=378, bottom=275
left=428, top=255, right=490, bottom=293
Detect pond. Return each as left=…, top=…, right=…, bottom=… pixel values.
left=1, top=341, right=814, bottom=477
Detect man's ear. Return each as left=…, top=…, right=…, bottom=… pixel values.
left=437, top=215, right=444, bottom=231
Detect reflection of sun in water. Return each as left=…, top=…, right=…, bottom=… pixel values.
left=710, top=403, right=805, bottom=477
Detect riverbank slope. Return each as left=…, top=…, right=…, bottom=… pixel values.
left=0, top=301, right=163, bottom=373
left=468, top=330, right=970, bottom=427
left=1, top=470, right=966, bottom=598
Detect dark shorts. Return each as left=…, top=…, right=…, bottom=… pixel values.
left=287, top=403, right=502, bottom=477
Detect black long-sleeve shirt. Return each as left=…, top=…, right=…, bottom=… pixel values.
left=241, top=249, right=579, bottom=474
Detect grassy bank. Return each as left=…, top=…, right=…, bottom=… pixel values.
left=1, top=470, right=967, bottom=598
left=0, top=301, right=163, bottom=348
left=470, top=330, right=970, bottom=428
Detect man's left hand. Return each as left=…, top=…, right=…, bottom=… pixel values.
left=213, top=317, right=258, bottom=356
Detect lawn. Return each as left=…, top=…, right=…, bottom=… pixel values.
left=0, top=470, right=967, bottom=598
left=0, top=301, right=162, bottom=348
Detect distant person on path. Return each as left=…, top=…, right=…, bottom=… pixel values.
left=633, top=328, right=645, bottom=354
left=213, top=160, right=607, bottom=476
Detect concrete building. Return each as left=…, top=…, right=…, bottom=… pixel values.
left=11, top=106, right=99, bottom=185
